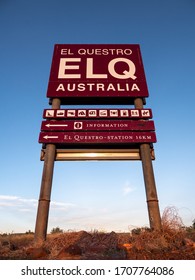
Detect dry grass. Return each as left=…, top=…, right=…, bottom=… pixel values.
left=0, top=233, right=34, bottom=260
left=126, top=207, right=195, bottom=259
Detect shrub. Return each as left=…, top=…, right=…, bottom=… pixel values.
left=50, top=227, right=63, bottom=234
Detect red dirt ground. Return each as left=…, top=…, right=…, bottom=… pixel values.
left=1, top=229, right=195, bottom=260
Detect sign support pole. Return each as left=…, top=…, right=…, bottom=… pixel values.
left=34, top=98, right=61, bottom=244
left=134, top=98, right=162, bottom=230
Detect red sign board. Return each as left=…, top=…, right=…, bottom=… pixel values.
left=43, top=108, right=152, bottom=119
left=47, top=44, right=149, bottom=100
left=39, top=131, right=156, bottom=144
left=41, top=120, right=155, bottom=131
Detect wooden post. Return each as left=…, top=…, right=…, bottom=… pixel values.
left=34, top=98, right=61, bottom=244
left=134, top=98, right=162, bottom=230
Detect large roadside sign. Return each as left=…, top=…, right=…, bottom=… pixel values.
left=35, top=44, right=162, bottom=243
left=47, top=44, right=149, bottom=102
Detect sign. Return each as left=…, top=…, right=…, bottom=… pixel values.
left=41, top=120, right=155, bottom=131
left=40, top=148, right=155, bottom=161
left=39, top=131, right=156, bottom=144
left=43, top=108, right=152, bottom=119
left=35, top=43, right=161, bottom=245
left=47, top=44, right=149, bottom=101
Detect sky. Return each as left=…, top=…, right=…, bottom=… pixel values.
left=0, top=0, right=195, bottom=234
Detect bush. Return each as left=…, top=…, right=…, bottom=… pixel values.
left=50, top=227, right=63, bottom=234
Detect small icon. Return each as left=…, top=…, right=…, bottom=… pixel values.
left=110, top=110, right=118, bottom=117
left=74, top=122, right=83, bottom=129
left=56, top=110, right=65, bottom=117
left=131, top=110, right=139, bottom=117
left=46, top=110, right=54, bottom=117
left=99, top=110, right=107, bottom=117
left=88, top=110, right=97, bottom=117
left=67, top=110, right=76, bottom=117
left=120, top=110, right=129, bottom=117
left=141, top=110, right=150, bottom=117
left=78, top=110, right=86, bottom=117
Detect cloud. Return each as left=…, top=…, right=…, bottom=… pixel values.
left=0, top=195, right=19, bottom=200
left=19, top=208, right=33, bottom=213
left=0, top=194, right=79, bottom=233
left=0, top=195, right=76, bottom=213
left=122, top=182, right=135, bottom=196
left=0, top=195, right=37, bottom=211
left=50, top=201, right=76, bottom=211
left=0, top=194, right=144, bottom=233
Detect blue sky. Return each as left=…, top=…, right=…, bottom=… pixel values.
left=0, top=0, right=195, bottom=233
